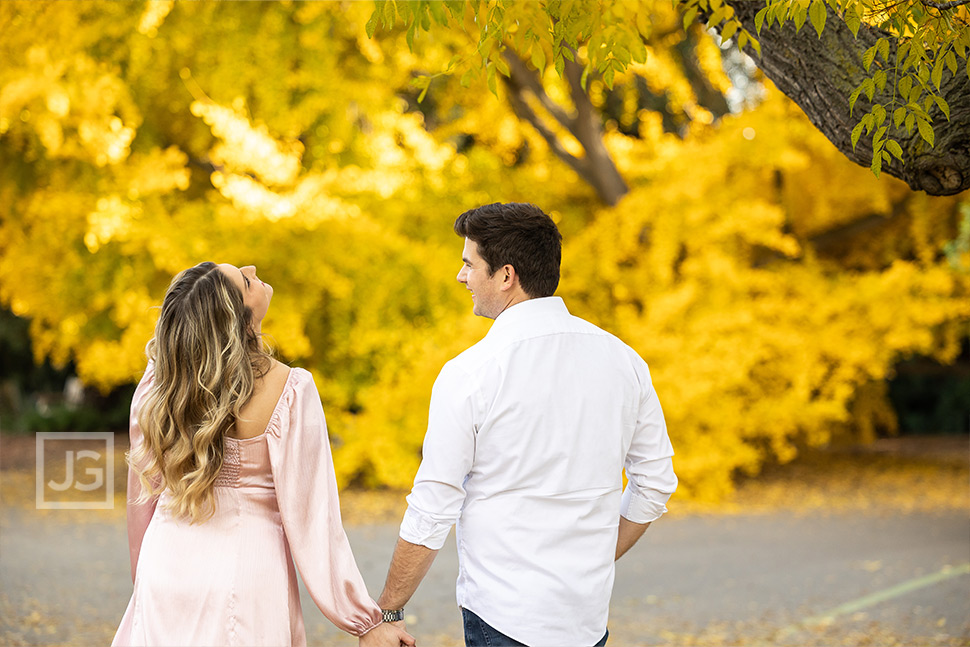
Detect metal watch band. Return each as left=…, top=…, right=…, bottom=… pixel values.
left=381, top=609, right=405, bottom=623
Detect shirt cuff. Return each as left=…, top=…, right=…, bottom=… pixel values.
left=399, top=505, right=454, bottom=550
left=620, top=485, right=671, bottom=524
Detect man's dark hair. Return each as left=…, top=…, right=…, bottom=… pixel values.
left=454, top=202, right=562, bottom=298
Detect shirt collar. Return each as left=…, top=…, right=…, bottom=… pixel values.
left=488, top=296, right=569, bottom=333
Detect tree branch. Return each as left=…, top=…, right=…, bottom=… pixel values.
left=501, top=51, right=629, bottom=205
left=720, top=0, right=970, bottom=196
left=920, top=0, right=970, bottom=10
left=502, top=51, right=576, bottom=132
left=502, top=65, right=592, bottom=180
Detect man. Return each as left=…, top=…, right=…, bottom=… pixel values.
left=377, top=202, right=677, bottom=646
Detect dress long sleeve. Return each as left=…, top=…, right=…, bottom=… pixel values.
left=265, top=370, right=382, bottom=637
left=126, top=362, right=160, bottom=583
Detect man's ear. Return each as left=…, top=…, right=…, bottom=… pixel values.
left=500, top=264, right=516, bottom=291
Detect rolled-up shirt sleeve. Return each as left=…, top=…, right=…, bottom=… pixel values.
left=400, top=361, right=478, bottom=549
left=621, top=362, right=678, bottom=524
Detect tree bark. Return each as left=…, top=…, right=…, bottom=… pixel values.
left=722, top=0, right=970, bottom=196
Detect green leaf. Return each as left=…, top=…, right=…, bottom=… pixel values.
left=383, top=0, right=396, bottom=27
left=580, top=65, right=590, bottom=90
left=738, top=31, right=748, bottom=51
left=905, top=112, right=915, bottom=134
left=604, top=63, right=615, bottom=89
left=531, top=46, right=546, bottom=71
left=845, top=5, right=861, bottom=38
left=851, top=120, right=865, bottom=149
left=614, top=45, right=632, bottom=66
left=636, top=11, right=650, bottom=38
left=907, top=102, right=929, bottom=120
left=934, top=95, right=950, bottom=120
left=721, top=20, right=738, bottom=42
left=932, top=55, right=944, bottom=89
left=873, top=125, right=887, bottom=144
left=809, top=0, right=826, bottom=38
left=494, top=55, right=510, bottom=77
left=908, top=83, right=923, bottom=104
left=863, top=45, right=877, bottom=72
left=755, top=7, right=768, bottom=34
left=872, top=104, right=886, bottom=126
left=871, top=149, right=882, bottom=177
left=898, top=42, right=912, bottom=70
left=365, top=8, right=380, bottom=38
left=444, top=0, right=463, bottom=21
left=946, top=51, right=958, bottom=75
left=748, top=37, right=762, bottom=57
left=886, top=139, right=904, bottom=161
left=898, top=75, right=913, bottom=99
left=708, top=7, right=725, bottom=28
left=682, top=6, right=699, bottom=31
left=849, top=84, right=863, bottom=114
left=555, top=53, right=565, bottom=78
left=876, top=38, right=889, bottom=64
left=862, top=77, right=875, bottom=101
left=893, top=106, right=907, bottom=128
left=460, top=67, right=476, bottom=88
left=917, top=118, right=934, bottom=146
left=486, top=62, right=497, bottom=95
left=428, top=1, right=448, bottom=26
left=954, top=37, right=966, bottom=59
left=873, top=70, right=887, bottom=92
left=406, top=19, right=417, bottom=50
left=792, top=3, right=807, bottom=32
left=633, top=41, right=647, bottom=64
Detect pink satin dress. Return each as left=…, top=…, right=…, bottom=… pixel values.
left=112, top=363, right=381, bottom=646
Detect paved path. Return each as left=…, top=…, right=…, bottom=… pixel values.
left=1, top=505, right=967, bottom=646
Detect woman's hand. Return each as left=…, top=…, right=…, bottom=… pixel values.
left=359, top=621, right=416, bottom=647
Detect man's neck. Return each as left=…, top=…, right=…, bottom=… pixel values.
left=492, top=292, right=532, bottom=319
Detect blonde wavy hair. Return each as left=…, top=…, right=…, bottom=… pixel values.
left=130, top=262, right=272, bottom=523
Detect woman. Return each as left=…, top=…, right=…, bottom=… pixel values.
left=113, top=262, right=413, bottom=647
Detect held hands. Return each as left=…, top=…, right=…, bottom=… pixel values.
left=360, top=621, right=415, bottom=647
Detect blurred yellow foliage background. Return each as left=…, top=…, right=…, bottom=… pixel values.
left=1, top=1, right=967, bottom=500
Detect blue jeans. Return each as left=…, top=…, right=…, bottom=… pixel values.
left=462, top=608, right=609, bottom=647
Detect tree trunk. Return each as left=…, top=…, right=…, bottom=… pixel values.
left=722, top=0, right=970, bottom=196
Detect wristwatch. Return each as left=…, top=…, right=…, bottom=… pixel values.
left=381, top=608, right=405, bottom=623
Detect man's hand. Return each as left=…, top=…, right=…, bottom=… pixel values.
left=359, top=622, right=415, bottom=647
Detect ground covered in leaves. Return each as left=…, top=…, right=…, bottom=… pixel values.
left=1, top=433, right=967, bottom=646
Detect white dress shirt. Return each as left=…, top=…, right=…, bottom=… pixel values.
left=400, top=297, right=677, bottom=646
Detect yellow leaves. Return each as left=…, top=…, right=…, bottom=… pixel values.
left=0, top=44, right=139, bottom=166
left=124, top=147, right=191, bottom=198
left=137, top=0, right=174, bottom=37
left=559, top=85, right=970, bottom=500
left=190, top=99, right=303, bottom=187
left=84, top=195, right=139, bottom=253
